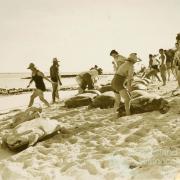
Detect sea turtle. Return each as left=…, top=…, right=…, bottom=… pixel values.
left=118, top=93, right=169, bottom=117
left=10, top=107, right=42, bottom=128
left=89, top=94, right=115, bottom=109
left=65, top=90, right=101, bottom=108
left=3, top=118, right=61, bottom=151
left=131, top=83, right=147, bottom=91
left=130, top=90, right=152, bottom=99
left=98, top=84, right=113, bottom=93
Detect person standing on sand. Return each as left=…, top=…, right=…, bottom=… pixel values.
left=112, top=53, right=137, bottom=116
left=174, top=43, right=180, bottom=88
left=148, top=54, right=161, bottom=81
left=110, top=50, right=126, bottom=71
left=27, top=63, right=53, bottom=107
left=50, top=58, right=62, bottom=103
left=174, top=43, right=180, bottom=79
left=159, top=49, right=167, bottom=86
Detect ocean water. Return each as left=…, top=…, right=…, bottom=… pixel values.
left=0, top=73, right=113, bottom=89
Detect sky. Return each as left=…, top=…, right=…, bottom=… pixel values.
left=0, top=0, right=180, bottom=73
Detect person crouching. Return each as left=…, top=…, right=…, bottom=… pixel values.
left=76, top=68, right=100, bottom=94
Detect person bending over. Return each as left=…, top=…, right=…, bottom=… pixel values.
left=76, top=68, right=100, bottom=94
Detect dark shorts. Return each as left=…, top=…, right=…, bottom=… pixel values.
left=151, top=65, right=159, bottom=71
left=111, top=74, right=126, bottom=93
left=166, top=62, right=171, bottom=69
left=81, top=73, right=94, bottom=90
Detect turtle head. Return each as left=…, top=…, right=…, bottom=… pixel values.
left=6, top=135, right=29, bottom=151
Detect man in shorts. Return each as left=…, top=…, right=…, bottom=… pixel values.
left=159, top=49, right=167, bottom=86
left=111, top=53, right=137, bottom=116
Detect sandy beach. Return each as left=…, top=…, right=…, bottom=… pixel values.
left=0, top=78, right=180, bottom=180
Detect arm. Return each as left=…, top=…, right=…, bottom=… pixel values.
left=27, top=78, right=33, bottom=88
left=38, top=71, right=52, bottom=83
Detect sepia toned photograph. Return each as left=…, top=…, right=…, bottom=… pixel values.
left=0, top=0, right=180, bottom=179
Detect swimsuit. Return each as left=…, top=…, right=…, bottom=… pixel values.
left=32, top=72, right=46, bottom=91
left=111, top=74, right=126, bottom=93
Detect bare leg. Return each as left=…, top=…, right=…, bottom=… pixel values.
left=167, top=68, right=170, bottom=81
left=28, top=91, right=38, bottom=107
left=119, top=89, right=131, bottom=115
left=114, top=92, right=121, bottom=112
left=52, top=82, right=58, bottom=103
left=37, top=89, right=50, bottom=107
left=177, top=70, right=180, bottom=88
left=160, top=67, right=166, bottom=85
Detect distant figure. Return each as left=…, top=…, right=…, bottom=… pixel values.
left=76, top=69, right=100, bottom=94
left=112, top=53, right=137, bottom=116
left=27, top=63, right=52, bottom=107
left=159, top=49, right=167, bottom=86
left=90, top=65, right=98, bottom=70
left=147, top=54, right=161, bottom=81
left=174, top=43, right=180, bottom=88
left=110, top=50, right=126, bottom=71
left=165, top=49, right=175, bottom=81
left=174, top=42, right=180, bottom=79
left=50, top=58, right=62, bottom=103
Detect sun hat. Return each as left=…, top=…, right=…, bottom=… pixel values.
left=27, top=63, right=35, bottom=69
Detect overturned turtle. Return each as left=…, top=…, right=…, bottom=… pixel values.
left=131, top=83, right=148, bottom=91
left=118, top=92, right=170, bottom=117
left=10, top=106, right=42, bottom=128
left=98, top=84, right=113, bottom=93
left=3, top=118, right=61, bottom=151
left=89, top=94, right=115, bottom=109
left=65, top=90, right=101, bottom=108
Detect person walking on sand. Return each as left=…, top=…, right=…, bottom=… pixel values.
left=50, top=58, right=62, bottom=103
left=27, top=63, right=53, bottom=107
left=159, top=49, right=167, bottom=86
left=112, top=53, right=138, bottom=116
left=110, top=50, right=126, bottom=71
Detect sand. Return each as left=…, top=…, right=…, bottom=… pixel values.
left=0, top=79, right=180, bottom=180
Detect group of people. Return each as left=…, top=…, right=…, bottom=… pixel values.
left=110, top=36, right=180, bottom=116
left=146, top=46, right=180, bottom=86
left=26, top=58, right=102, bottom=108
left=27, top=58, right=62, bottom=107
left=110, top=50, right=141, bottom=116
left=26, top=33, right=180, bottom=116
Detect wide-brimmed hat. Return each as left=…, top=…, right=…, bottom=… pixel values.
left=27, top=63, right=35, bottom=69
left=127, top=53, right=137, bottom=62
left=53, top=57, right=60, bottom=63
